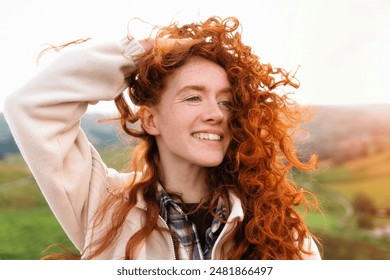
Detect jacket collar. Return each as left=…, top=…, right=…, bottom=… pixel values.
left=135, top=181, right=244, bottom=222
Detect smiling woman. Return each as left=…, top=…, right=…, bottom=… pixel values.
left=3, top=16, right=321, bottom=260
left=142, top=57, right=233, bottom=178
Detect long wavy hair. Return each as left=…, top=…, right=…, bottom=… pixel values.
left=47, top=16, right=320, bottom=260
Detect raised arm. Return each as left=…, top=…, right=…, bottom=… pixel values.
left=3, top=36, right=145, bottom=250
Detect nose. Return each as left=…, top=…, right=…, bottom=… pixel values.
left=202, top=99, right=224, bottom=124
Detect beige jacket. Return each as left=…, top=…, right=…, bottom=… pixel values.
left=3, top=37, right=321, bottom=260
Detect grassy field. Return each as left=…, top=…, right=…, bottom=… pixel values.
left=296, top=150, right=390, bottom=259
left=0, top=208, right=74, bottom=259
left=1, top=149, right=390, bottom=259
left=314, top=150, right=390, bottom=209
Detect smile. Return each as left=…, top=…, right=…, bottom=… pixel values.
left=191, top=132, right=221, bottom=141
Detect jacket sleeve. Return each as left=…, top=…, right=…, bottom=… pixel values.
left=3, top=37, right=144, bottom=251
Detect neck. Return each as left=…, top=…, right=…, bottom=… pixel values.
left=158, top=161, right=208, bottom=203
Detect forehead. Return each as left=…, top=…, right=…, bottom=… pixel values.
left=165, top=56, right=230, bottom=88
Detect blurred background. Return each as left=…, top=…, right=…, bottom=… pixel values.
left=1, top=0, right=389, bottom=259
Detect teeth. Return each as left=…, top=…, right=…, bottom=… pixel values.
left=192, top=132, right=221, bottom=141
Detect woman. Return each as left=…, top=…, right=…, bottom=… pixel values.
left=4, top=16, right=321, bottom=259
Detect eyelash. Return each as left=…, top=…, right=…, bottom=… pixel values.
left=218, top=101, right=232, bottom=110
left=185, top=96, right=201, bottom=102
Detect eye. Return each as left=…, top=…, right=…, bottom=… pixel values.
left=218, top=100, right=232, bottom=110
left=184, top=96, right=202, bottom=102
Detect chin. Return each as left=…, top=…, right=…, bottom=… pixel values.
left=191, top=152, right=226, bottom=167
left=198, top=159, right=224, bottom=167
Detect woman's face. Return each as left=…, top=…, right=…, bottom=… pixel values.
left=149, top=56, right=232, bottom=168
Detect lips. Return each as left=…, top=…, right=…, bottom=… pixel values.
left=191, top=132, right=222, bottom=141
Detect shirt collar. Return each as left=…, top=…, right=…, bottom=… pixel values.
left=157, top=186, right=228, bottom=260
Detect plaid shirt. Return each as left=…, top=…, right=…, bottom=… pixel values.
left=157, top=188, right=228, bottom=260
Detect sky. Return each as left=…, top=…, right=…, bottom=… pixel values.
left=0, top=0, right=389, bottom=113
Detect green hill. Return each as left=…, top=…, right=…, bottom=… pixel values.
left=0, top=113, right=124, bottom=156
left=314, top=150, right=390, bottom=209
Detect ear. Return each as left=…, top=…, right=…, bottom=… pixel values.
left=139, top=105, right=160, bottom=136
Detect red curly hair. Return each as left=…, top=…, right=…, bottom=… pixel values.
left=76, top=16, right=320, bottom=260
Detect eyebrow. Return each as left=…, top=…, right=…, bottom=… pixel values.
left=177, top=84, right=232, bottom=95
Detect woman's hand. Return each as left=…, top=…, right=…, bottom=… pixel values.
left=138, top=38, right=154, bottom=52
left=138, top=37, right=192, bottom=52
